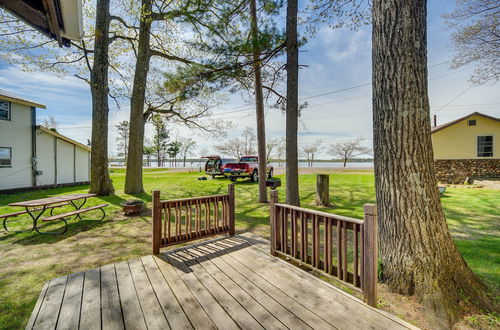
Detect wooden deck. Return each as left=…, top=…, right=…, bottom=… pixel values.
left=26, top=233, right=417, bottom=330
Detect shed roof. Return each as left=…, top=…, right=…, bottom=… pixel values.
left=431, top=112, right=500, bottom=134
left=0, top=0, right=83, bottom=47
left=37, top=126, right=91, bottom=152
left=0, top=89, right=46, bottom=109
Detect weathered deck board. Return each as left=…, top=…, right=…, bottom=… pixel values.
left=56, top=272, right=84, bottom=330
left=27, top=233, right=418, bottom=330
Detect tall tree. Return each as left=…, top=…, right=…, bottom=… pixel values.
left=215, top=127, right=257, bottom=159
left=167, top=140, right=182, bottom=166
left=90, top=0, right=115, bottom=195
left=372, top=0, right=494, bottom=324
left=285, top=0, right=300, bottom=206
left=179, top=138, right=197, bottom=167
left=124, top=0, right=152, bottom=194
left=250, top=0, right=268, bottom=203
left=301, top=139, right=322, bottom=167
left=444, top=0, right=500, bottom=84
left=151, top=115, right=169, bottom=167
left=115, top=120, right=130, bottom=162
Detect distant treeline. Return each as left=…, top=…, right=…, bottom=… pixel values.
left=109, top=158, right=374, bottom=163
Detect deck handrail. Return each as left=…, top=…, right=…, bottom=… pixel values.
left=269, top=190, right=378, bottom=306
left=153, top=184, right=235, bottom=254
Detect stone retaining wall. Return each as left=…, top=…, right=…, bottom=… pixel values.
left=435, top=159, right=500, bottom=184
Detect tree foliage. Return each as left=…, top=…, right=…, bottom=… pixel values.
left=444, top=0, right=500, bottom=84
left=328, top=137, right=370, bottom=167
left=215, top=127, right=257, bottom=159
left=301, top=139, right=322, bottom=167
left=115, top=120, right=130, bottom=160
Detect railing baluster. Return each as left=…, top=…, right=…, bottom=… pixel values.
left=162, top=204, right=167, bottom=244
left=353, top=224, right=359, bottom=287
left=360, top=223, right=365, bottom=291
left=281, top=208, right=287, bottom=253
left=312, top=214, right=317, bottom=267
left=291, top=210, right=296, bottom=258
left=324, top=217, right=330, bottom=273
left=336, top=220, right=342, bottom=278
left=205, top=198, right=210, bottom=233
left=166, top=205, right=171, bottom=243
left=315, top=215, right=321, bottom=268
left=303, top=213, right=308, bottom=262
left=342, top=221, right=348, bottom=282
left=175, top=202, right=180, bottom=241
left=186, top=201, right=193, bottom=238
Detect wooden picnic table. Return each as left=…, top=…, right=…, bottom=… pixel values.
left=3, top=193, right=104, bottom=235
left=9, top=193, right=96, bottom=208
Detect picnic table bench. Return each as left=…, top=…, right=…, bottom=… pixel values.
left=1, top=193, right=108, bottom=235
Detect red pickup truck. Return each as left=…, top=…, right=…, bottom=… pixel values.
left=223, top=156, right=273, bottom=182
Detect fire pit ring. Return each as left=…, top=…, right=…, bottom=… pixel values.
left=120, top=200, right=145, bottom=215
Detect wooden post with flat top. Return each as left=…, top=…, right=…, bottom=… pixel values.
left=152, top=190, right=161, bottom=255
left=228, top=184, right=235, bottom=236
left=269, top=189, right=279, bottom=256
left=363, top=203, right=378, bottom=306
left=315, top=174, right=330, bottom=206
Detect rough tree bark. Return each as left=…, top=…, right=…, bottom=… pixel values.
left=124, top=0, right=152, bottom=194
left=250, top=0, right=267, bottom=203
left=89, top=0, right=115, bottom=196
left=372, top=0, right=494, bottom=325
left=285, top=0, right=300, bottom=206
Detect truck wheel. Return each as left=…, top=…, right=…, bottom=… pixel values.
left=267, top=169, right=273, bottom=179
left=212, top=175, right=216, bottom=179
left=250, top=170, right=258, bottom=182
left=230, top=177, right=237, bottom=182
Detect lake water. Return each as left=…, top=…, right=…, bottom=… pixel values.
left=110, top=160, right=374, bottom=169
left=270, top=161, right=373, bottom=168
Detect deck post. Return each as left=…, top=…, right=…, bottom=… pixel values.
left=269, top=189, right=279, bottom=256
left=228, top=184, right=235, bottom=236
left=363, top=203, right=378, bottom=307
left=152, top=190, right=161, bottom=255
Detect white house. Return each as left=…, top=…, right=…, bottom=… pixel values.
left=0, top=89, right=90, bottom=193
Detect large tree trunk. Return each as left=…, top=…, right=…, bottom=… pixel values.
left=124, top=0, right=152, bottom=194
left=89, top=0, right=114, bottom=196
left=372, top=0, right=494, bottom=325
left=285, top=0, right=300, bottom=206
left=250, top=0, right=267, bottom=203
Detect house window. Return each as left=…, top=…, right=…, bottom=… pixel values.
left=0, top=100, right=10, bottom=120
left=468, top=119, right=476, bottom=126
left=0, top=147, right=12, bottom=167
left=477, top=136, right=493, bottom=157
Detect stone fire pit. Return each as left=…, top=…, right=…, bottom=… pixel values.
left=120, top=200, right=145, bottom=215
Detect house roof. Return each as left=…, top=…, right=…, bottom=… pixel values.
left=0, top=89, right=46, bottom=109
left=37, top=126, right=91, bottom=152
left=0, top=0, right=83, bottom=47
left=431, top=112, right=500, bottom=134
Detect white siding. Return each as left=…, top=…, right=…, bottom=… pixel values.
left=0, top=102, right=32, bottom=189
left=75, top=147, right=89, bottom=182
left=36, top=131, right=56, bottom=185
left=56, top=139, right=74, bottom=184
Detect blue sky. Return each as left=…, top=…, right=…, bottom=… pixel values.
left=0, top=0, right=498, bottom=158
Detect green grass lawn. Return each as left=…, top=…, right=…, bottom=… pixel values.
left=0, top=170, right=498, bottom=329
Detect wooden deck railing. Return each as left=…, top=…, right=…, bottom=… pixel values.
left=269, top=190, right=378, bottom=306
left=152, top=184, right=235, bottom=254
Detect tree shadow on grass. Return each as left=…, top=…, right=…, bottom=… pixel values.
left=4, top=219, right=107, bottom=246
